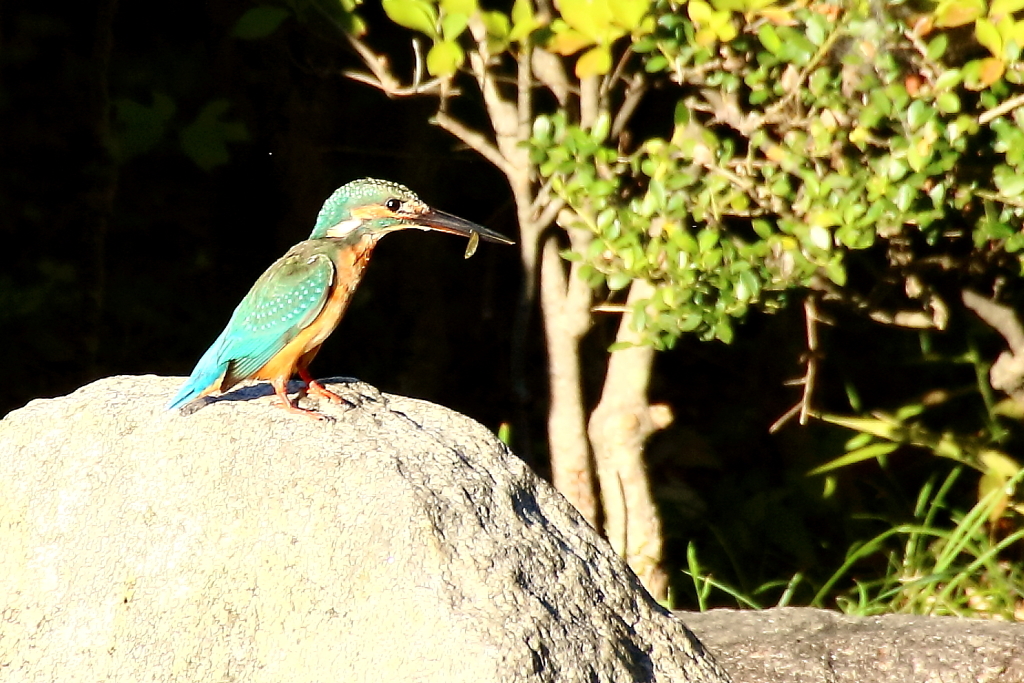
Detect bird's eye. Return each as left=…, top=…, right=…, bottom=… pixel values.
left=385, top=198, right=402, bottom=212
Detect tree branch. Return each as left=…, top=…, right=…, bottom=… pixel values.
left=771, top=294, right=827, bottom=432
left=431, top=112, right=513, bottom=177
left=964, top=289, right=1024, bottom=352
left=343, top=34, right=447, bottom=97
left=588, top=278, right=668, bottom=601
left=963, top=289, right=1024, bottom=404
left=979, top=91, right=1024, bottom=125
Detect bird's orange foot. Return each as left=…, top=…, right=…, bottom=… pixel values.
left=270, top=381, right=335, bottom=421
left=275, top=398, right=334, bottom=422
left=306, top=380, right=356, bottom=407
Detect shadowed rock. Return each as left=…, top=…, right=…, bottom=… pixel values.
left=685, top=607, right=1024, bottom=683
left=0, top=375, right=729, bottom=683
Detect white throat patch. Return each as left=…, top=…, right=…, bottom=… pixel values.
left=325, top=218, right=362, bottom=238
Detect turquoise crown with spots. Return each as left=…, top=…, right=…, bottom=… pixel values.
left=309, top=178, right=421, bottom=240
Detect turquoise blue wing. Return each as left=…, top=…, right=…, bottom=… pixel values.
left=168, top=248, right=335, bottom=409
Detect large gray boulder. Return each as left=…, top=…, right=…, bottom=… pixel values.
left=685, top=606, right=1024, bottom=683
left=0, top=375, right=729, bottom=683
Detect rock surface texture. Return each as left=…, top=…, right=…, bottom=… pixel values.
left=685, top=606, right=1024, bottom=683
left=0, top=375, right=729, bottom=683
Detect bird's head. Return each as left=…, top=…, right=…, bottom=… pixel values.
left=308, top=178, right=514, bottom=247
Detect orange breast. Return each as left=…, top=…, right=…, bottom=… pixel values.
left=254, top=238, right=375, bottom=382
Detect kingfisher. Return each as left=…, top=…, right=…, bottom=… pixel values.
left=168, top=177, right=514, bottom=418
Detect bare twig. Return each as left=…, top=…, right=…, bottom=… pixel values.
left=343, top=34, right=448, bottom=97
left=532, top=49, right=571, bottom=106
left=534, top=196, right=566, bottom=229
left=602, top=44, right=633, bottom=100
left=963, top=289, right=1024, bottom=352
left=432, top=112, right=513, bottom=176
left=579, top=76, right=600, bottom=129
left=611, top=73, right=647, bottom=139
left=808, top=275, right=947, bottom=330
left=974, top=188, right=1024, bottom=209
left=902, top=28, right=939, bottom=84
left=963, top=288, right=1024, bottom=403
left=979, top=92, right=1024, bottom=126
left=800, top=295, right=821, bottom=425
left=529, top=176, right=556, bottom=217
left=769, top=402, right=801, bottom=433
left=344, top=69, right=447, bottom=96
left=412, top=37, right=424, bottom=90
left=867, top=309, right=942, bottom=329
left=770, top=294, right=825, bottom=432
left=592, top=303, right=630, bottom=313
left=517, top=50, right=532, bottom=142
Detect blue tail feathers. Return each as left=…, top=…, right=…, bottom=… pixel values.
left=167, top=339, right=229, bottom=410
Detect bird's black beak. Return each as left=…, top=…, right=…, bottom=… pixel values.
left=413, top=208, right=515, bottom=245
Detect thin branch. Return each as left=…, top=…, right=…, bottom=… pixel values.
left=467, top=17, right=518, bottom=138
left=344, top=69, right=446, bottom=96
left=517, top=47, right=532, bottom=146
left=769, top=403, right=801, bottom=433
left=343, top=33, right=447, bottom=97
left=610, top=73, right=647, bottom=139
left=867, top=309, right=943, bottom=329
left=963, top=289, right=1024, bottom=353
left=580, top=76, right=600, bottom=129
left=529, top=176, right=557, bottom=216
left=601, top=44, right=633, bottom=100
left=592, top=303, right=630, bottom=313
left=534, top=196, right=566, bottom=229
left=799, top=295, right=821, bottom=426
left=412, top=37, right=424, bottom=90
left=432, top=111, right=513, bottom=176
left=531, top=48, right=571, bottom=107
left=974, top=188, right=1024, bottom=209
left=770, top=294, right=824, bottom=432
left=979, top=91, right=1024, bottom=125
left=808, top=275, right=947, bottom=330
left=902, top=28, right=939, bottom=84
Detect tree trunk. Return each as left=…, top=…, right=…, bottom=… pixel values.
left=539, top=232, right=598, bottom=526
left=588, top=279, right=669, bottom=601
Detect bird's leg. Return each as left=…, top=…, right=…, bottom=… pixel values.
left=297, top=367, right=351, bottom=405
left=270, top=377, right=330, bottom=420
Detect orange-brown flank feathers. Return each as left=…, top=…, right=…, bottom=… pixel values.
left=254, top=236, right=374, bottom=387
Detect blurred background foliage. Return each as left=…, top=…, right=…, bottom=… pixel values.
left=2, top=0, right=1024, bottom=616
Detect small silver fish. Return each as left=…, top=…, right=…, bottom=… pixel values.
left=464, top=230, right=480, bottom=259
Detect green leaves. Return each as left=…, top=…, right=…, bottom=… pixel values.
left=383, top=0, right=439, bottom=37
left=379, top=0, right=541, bottom=76
left=526, top=0, right=1024, bottom=350
left=376, top=0, right=654, bottom=78
left=934, top=0, right=985, bottom=28
left=112, top=95, right=247, bottom=171
left=381, top=0, right=470, bottom=75
left=687, top=0, right=736, bottom=46
left=528, top=106, right=787, bottom=346
left=179, top=100, right=249, bottom=171
left=112, top=93, right=176, bottom=162
left=372, top=0, right=1024, bottom=351
left=547, top=0, right=655, bottom=76
left=426, top=40, right=464, bottom=76
left=232, top=7, right=290, bottom=39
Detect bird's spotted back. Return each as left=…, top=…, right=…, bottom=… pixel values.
left=239, top=256, right=331, bottom=334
